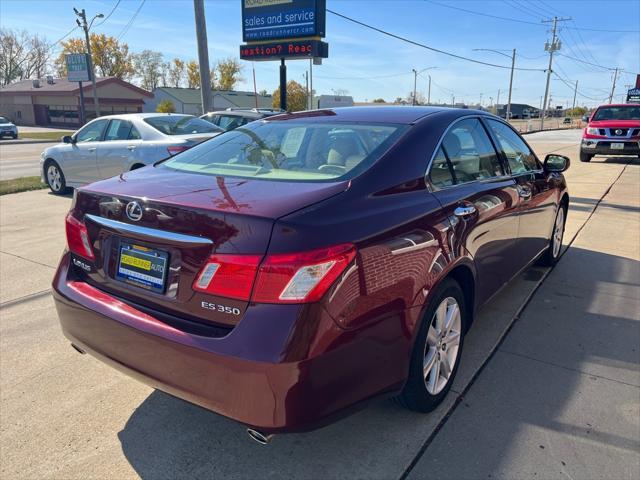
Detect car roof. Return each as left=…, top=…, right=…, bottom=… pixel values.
left=90, top=113, right=195, bottom=121
left=595, top=104, right=640, bottom=108
left=266, top=106, right=487, bottom=124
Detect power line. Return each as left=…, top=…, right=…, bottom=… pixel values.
left=326, top=9, right=545, bottom=72
left=50, top=25, right=79, bottom=47
left=315, top=71, right=412, bottom=80
left=117, top=0, right=145, bottom=41
left=553, top=71, right=606, bottom=101
left=425, top=0, right=640, bottom=33
left=94, top=0, right=121, bottom=28
left=556, top=52, right=617, bottom=71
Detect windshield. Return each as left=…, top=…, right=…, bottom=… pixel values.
left=592, top=106, right=640, bottom=121
left=144, top=116, right=222, bottom=135
left=0, top=117, right=9, bottom=123
left=162, top=121, right=406, bottom=182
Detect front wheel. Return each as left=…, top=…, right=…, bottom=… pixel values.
left=44, top=160, right=70, bottom=195
left=579, top=150, right=593, bottom=162
left=539, top=205, right=566, bottom=266
left=399, top=278, right=466, bottom=412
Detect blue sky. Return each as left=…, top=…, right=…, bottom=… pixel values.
left=2, top=0, right=639, bottom=107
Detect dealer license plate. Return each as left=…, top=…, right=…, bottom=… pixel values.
left=611, top=143, right=624, bottom=150
left=116, top=242, right=168, bottom=293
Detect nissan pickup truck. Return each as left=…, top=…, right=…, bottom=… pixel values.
left=580, top=103, right=640, bottom=162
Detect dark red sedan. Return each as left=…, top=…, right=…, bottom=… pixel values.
left=53, top=107, right=570, bottom=443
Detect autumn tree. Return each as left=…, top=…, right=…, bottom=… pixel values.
left=56, top=33, right=134, bottom=79
left=373, top=98, right=386, bottom=103
left=272, top=80, right=307, bottom=112
left=168, top=58, right=185, bottom=88
left=156, top=99, right=176, bottom=113
left=0, top=29, right=52, bottom=85
left=186, top=60, right=199, bottom=88
left=134, top=49, right=164, bottom=91
left=216, top=57, right=243, bottom=91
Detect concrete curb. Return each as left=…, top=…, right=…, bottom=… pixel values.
left=1, top=138, right=59, bottom=145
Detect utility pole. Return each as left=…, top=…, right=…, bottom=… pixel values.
left=304, top=70, right=309, bottom=110
left=608, top=67, right=619, bottom=103
left=541, top=16, right=571, bottom=130
left=309, top=58, right=314, bottom=110
left=252, top=63, right=258, bottom=109
left=427, top=74, right=432, bottom=105
left=572, top=80, right=578, bottom=111
left=506, top=49, right=515, bottom=121
left=479, top=93, right=483, bottom=107
left=193, top=0, right=212, bottom=114
left=412, top=69, right=418, bottom=106
left=279, top=59, right=287, bottom=111
left=496, top=89, right=501, bottom=115
left=74, top=8, right=102, bottom=118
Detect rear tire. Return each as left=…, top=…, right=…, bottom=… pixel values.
left=579, top=150, right=593, bottom=162
left=539, top=204, right=566, bottom=266
left=44, top=160, right=70, bottom=195
left=399, top=278, right=466, bottom=412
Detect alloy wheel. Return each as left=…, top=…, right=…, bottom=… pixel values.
left=47, top=165, right=62, bottom=192
left=423, top=296, right=461, bottom=395
left=552, top=208, right=564, bottom=258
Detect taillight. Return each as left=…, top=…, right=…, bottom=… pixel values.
left=65, top=213, right=94, bottom=260
left=167, top=145, right=189, bottom=156
left=193, top=244, right=356, bottom=304
left=193, top=255, right=261, bottom=301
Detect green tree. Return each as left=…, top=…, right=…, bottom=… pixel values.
left=373, top=98, right=386, bottom=103
left=272, top=80, right=307, bottom=112
left=566, top=106, right=587, bottom=117
left=156, top=99, right=175, bottom=113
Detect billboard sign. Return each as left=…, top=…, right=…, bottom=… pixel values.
left=240, top=39, right=328, bottom=61
left=66, top=54, right=91, bottom=82
left=242, top=0, right=326, bottom=42
left=627, top=88, right=640, bottom=103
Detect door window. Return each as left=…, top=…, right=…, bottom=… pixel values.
left=75, top=119, right=108, bottom=143
left=429, top=147, right=455, bottom=188
left=104, top=119, right=134, bottom=141
left=440, top=118, right=503, bottom=183
left=486, top=119, right=539, bottom=174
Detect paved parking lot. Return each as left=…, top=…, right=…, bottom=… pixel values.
left=0, top=129, right=638, bottom=479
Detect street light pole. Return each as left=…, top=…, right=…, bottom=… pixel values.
left=608, top=67, right=619, bottom=104
left=412, top=69, right=417, bottom=106
left=74, top=8, right=103, bottom=118
left=506, top=48, right=515, bottom=120
left=427, top=74, right=432, bottom=105
left=572, top=80, right=578, bottom=111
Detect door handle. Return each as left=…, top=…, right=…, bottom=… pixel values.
left=127, top=145, right=136, bottom=150
left=88, top=148, right=96, bottom=152
left=454, top=205, right=477, bottom=218
left=518, top=186, right=532, bottom=200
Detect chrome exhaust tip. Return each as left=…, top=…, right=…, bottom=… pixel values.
left=247, top=428, right=273, bottom=445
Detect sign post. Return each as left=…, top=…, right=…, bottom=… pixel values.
left=66, top=53, right=91, bottom=125
left=239, top=0, right=328, bottom=111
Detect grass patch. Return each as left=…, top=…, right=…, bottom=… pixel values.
left=0, top=176, right=47, bottom=195
left=19, top=131, right=73, bottom=141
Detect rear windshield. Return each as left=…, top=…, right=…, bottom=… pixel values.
left=592, top=106, right=640, bottom=121
left=162, top=121, right=406, bottom=182
left=144, top=116, right=222, bottom=135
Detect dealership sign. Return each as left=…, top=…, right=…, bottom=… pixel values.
left=627, top=88, right=640, bottom=103
left=66, top=54, right=91, bottom=82
left=242, top=0, right=326, bottom=42
left=240, top=39, right=328, bottom=61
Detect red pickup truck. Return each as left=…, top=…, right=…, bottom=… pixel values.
left=580, top=103, right=640, bottom=162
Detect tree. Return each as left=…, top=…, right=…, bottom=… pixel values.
left=216, top=57, right=243, bottom=91
left=0, top=29, right=51, bottom=85
left=156, top=99, right=176, bottom=113
left=56, top=33, right=134, bottom=79
left=159, top=61, right=170, bottom=87
left=566, top=106, right=587, bottom=117
left=272, top=80, right=307, bottom=112
left=133, top=49, right=164, bottom=91
left=258, top=89, right=268, bottom=97
left=373, top=98, right=386, bottom=103
left=168, top=58, right=185, bottom=88
left=186, top=60, right=199, bottom=88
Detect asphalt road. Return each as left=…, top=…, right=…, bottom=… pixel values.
left=0, top=130, right=638, bottom=479
left=0, top=141, right=55, bottom=180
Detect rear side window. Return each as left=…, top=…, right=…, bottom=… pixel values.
left=429, top=147, right=455, bottom=188
left=441, top=118, right=503, bottom=183
left=144, top=116, right=221, bottom=135
left=218, top=115, right=248, bottom=130
left=486, top=120, right=539, bottom=174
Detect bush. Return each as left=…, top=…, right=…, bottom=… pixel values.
left=156, top=99, right=176, bottom=113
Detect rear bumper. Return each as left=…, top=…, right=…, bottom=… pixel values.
left=581, top=138, right=640, bottom=156
left=53, top=252, right=409, bottom=433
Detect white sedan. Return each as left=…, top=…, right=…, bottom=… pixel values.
left=40, top=113, right=224, bottom=194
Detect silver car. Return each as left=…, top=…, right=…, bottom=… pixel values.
left=40, top=113, right=224, bottom=194
left=0, top=116, right=18, bottom=139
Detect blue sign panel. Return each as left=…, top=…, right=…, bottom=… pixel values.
left=242, top=0, right=326, bottom=42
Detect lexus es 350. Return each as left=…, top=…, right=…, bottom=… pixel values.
left=53, top=107, right=570, bottom=442
left=40, top=113, right=223, bottom=194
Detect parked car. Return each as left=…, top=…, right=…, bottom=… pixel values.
left=200, top=108, right=282, bottom=131
left=0, top=116, right=18, bottom=139
left=40, top=113, right=224, bottom=194
left=53, top=107, right=569, bottom=442
left=580, top=104, right=640, bottom=162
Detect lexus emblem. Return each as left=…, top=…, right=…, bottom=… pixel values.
left=125, top=201, right=143, bottom=221
left=615, top=129, right=623, bottom=135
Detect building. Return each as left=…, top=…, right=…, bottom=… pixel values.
left=143, top=87, right=273, bottom=115
left=315, top=95, right=354, bottom=109
left=496, top=103, right=540, bottom=119
left=0, top=76, right=152, bottom=127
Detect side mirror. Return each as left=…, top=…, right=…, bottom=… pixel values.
left=544, top=154, right=570, bottom=173
left=62, top=135, right=74, bottom=144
